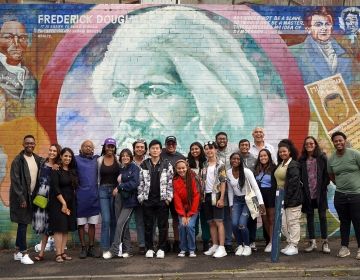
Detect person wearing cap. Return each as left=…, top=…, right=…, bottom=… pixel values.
left=161, top=136, right=186, bottom=253
left=97, top=138, right=120, bottom=254
left=75, top=140, right=101, bottom=259
left=201, top=141, right=227, bottom=258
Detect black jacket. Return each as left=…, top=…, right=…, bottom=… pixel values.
left=299, top=153, right=329, bottom=213
left=9, top=151, right=42, bottom=224
left=273, top=159, right=302, bottom=208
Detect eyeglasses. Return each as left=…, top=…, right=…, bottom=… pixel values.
left=1, top=33, right=28, bottom=43
left=305, top=142, right=315, bottom=146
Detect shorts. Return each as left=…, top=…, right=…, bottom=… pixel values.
left=77, top=214, right=100, bottom=226
left=260, top=187, right=276, bottom=208
left=204, top=193, right=224, bottom=223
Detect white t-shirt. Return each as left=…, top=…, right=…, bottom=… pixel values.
left=24, top=154, right=38, bottom=193
left=205, top=165, right=216, bottom=193
left=226, top=167, right=264, bottom=207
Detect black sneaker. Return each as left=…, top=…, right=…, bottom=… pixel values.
left=225, top=244, right=233, bottom=254
left=165, top=241, right=172, bottom=253
left=138, top=246, right=145, bottom=255
left=87, top=246, right=100, bottom=258
left=172, top=241, right=180, bottom=253
left=202, top=241, right=209, bottom=252
left=79, top=246, right=87, bottom=259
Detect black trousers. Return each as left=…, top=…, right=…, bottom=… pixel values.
left=306, top=199, right=328, bottom=240
left=334, top=191, right=360, bottom=247
left=143, top=201, right=169, bottom=251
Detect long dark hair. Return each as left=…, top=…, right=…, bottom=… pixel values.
left=174, top=160, right=194, bottom=208
left=187, top=142, right=206, bottom=170
left=299, top=136, right=322, bottom=160
left=100, top=144, right=118, bottom=156
left=254, top=148, right=276, bottom=176
left=48, top=143, right=62, bottom=164
left=277, top=139, right=299, bottom=164
left=230, top=152, right=245, bottom=190
left=60, top=147, right=78, bottom=188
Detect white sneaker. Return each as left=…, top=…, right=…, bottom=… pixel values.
left=122, top=252, right=131, bottom=258
left=241, top=246, right=252, bottom=256
left=356, top=249, right=360, bottom=260
left=178, top=251, right=186, bottom=257
left=145, top=250, right=155, bottom=258
left=280, top=244, right=290, bottom=254
left=235, top=245, right=244, bottom=256
left=14, top=252, right=22, bottom=261
left=213, top=246, right=227, bottom=258
left=322, top=241, right=331, bottom=254
left=304, top=239, right=317, bottom=252
left=264, top=243, right=272, bottom=253
left=189, top=251, right=196, bottom=258
left=20, top=254, right=34, bottom=265
left=204, top=244, right=218, bottom=256
left=156, top=249, right=165, bottom=259
left=102, top=251, right=113, bottom=259
left=337, top=246, right=350, bottom=258
left=283, top=245, right=298, bottom=256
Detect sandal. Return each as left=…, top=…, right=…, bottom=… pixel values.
left=55, top=254, right=64, bottom=263
left=34, top=255, right=44, bottom=261
left=61, top=253, right=72, bottom=261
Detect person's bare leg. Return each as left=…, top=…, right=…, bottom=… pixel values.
left=78, top=225, right=86, bottom=246
left=210, top=221, right=218, bottom=245
left=88, top=224, right=95, bottom=246
left=215, top=220, right=225, bottom=246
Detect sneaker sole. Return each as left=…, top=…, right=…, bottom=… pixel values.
left=338, top=253, right=350, bottom=258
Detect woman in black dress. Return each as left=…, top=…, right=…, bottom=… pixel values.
left=48, top=147, right=78, bottom=263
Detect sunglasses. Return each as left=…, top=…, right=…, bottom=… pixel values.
left=204, top=141, right=217, bottom=149
left=135, top=138, right=147, bottom=144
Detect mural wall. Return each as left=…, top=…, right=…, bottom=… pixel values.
left=0, top=4, right=359, bottom=245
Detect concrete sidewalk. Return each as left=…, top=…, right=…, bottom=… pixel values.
left=0, top=238, right=359, bottom=279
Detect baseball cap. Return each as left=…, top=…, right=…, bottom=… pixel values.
left=165, top=136, right=177, bottom=144
left=104, top=138, right=116, bottom=146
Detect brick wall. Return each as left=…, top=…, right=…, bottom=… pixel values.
left=0, top=4, right=359, bottom=247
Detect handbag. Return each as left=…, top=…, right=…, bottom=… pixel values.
left=33, top=195, right=48, bottom=209
left=245, top=177, right=260, bottom=219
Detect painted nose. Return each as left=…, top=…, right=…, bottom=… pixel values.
left=122, top=88, right=148, bottom=122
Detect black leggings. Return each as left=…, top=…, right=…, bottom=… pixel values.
left=334, top=191, right=360, bottom=248
left=306, top=199, right=328, bottom=240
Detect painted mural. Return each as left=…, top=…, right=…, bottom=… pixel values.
left=0, top=4, right=359, bottom=245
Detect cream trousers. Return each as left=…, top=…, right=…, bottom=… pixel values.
left=281, top=205, right=302, bottom=246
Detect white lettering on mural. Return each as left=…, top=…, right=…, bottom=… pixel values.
left=37, top=14, right=132, bottom=26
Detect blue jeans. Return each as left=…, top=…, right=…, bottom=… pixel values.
left=232, top=196, right=250, bottom=246
left=178, top=213, right=198, bottom=252
left=99, top=185, right=116, bottom=250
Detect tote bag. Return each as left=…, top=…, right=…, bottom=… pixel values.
left=245, top=177, right=260, bottom=219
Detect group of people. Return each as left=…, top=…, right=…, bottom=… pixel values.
left=9, top=127, right=360, bottom=264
